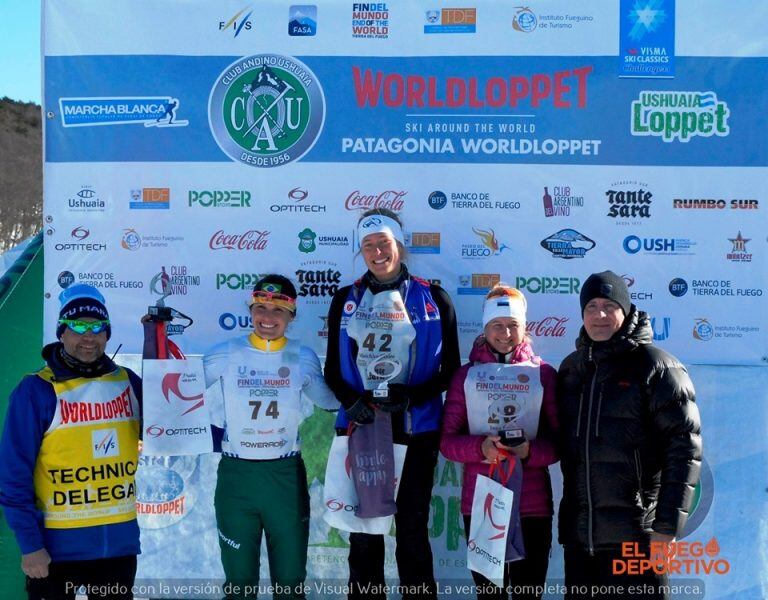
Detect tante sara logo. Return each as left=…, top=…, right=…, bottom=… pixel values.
left=209, top=54, right=325, bottom=168
left=631, top=90, right=730, bottom=143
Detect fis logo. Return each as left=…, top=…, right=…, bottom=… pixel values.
left=219, top=7, right=253, bottom=37
left=92, top=429, right=119, bottom=458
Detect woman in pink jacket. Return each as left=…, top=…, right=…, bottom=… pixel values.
left=440, top=285, right=559, bottom=600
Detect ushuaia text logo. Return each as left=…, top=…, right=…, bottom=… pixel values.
left=631, top=91, right=730, bottom=143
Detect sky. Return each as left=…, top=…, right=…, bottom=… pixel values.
left=2, top=1, right=42, bottom=103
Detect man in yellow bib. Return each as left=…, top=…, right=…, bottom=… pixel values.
left=0, top=284, right=142, bottom=600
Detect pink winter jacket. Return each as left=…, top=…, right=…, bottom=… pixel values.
left=440, top=337, right=559, bottom=516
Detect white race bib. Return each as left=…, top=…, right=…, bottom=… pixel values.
left=222, top=339, right=302, bottom=459
left=465, top=361, right=544, bottom=439
left=346, top=288, right=416, bottom=391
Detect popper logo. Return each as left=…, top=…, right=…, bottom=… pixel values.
left=209, top=55, right=325, bottom=168
left=631, top=91, right=730, bottom=142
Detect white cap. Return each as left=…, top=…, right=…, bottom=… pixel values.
left=358, top=214, right=405, bottom=248
left=482, top=294, right=527, bottom=328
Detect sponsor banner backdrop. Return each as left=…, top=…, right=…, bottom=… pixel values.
left=43, top=2, right=767, bottom=597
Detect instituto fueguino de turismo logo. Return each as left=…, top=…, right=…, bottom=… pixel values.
left=209, top=54, right=325, bottom=168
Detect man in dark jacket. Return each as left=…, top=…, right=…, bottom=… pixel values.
left=557, top=271, right=702, bottom=600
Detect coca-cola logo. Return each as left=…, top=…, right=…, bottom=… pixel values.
left=526, top=316, right=568, bottom=337
left=345, top=190, right=406, bottom=211
left=209, top=230, right=270, bottom=251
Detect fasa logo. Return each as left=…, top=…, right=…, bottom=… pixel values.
left=92, top=429, right=119, bottom=458
left=209, top=55, right=325, bottom=168
left=289, top=5, right=317, bottom=36
left=631, top=91, right=730, bottom=143
left=669, top=278, right=688, bottom=297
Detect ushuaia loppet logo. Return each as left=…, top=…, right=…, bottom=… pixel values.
left=209, top=54, right=325, bottom=168
left=631, top=90, right=730, bottom=143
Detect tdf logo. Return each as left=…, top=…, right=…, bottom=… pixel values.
left=209, top=54, right=325, bottom=168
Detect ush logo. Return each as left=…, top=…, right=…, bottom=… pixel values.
left=92, top=429, right=119, bottom=458
left=219, top=6, right=253, bottom=37
left=162, top=373, right=204, bottom=415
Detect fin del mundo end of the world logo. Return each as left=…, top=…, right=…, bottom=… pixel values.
left=209, top=54, right=325, bottom=168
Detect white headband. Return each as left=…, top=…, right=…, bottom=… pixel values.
left=482, top=295, right=527, bottom=328
left=358, top=215, right=405, bottom=248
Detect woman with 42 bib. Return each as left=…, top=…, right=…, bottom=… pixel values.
left=325, top=208, right=460, bottom=599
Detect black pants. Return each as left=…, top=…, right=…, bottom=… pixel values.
left=26, top=555, right=137, bottom=600
left=462, top=516, right=552, bottom=600
left=564, top=545, right=669, bottom=600
left=347, top=431, right=439, bottom=600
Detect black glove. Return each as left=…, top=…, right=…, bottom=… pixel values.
left=345, top=396, right=375, bottom=425
left=372, top=383, right=410, bottom=413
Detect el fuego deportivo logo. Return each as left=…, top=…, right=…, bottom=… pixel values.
left=209, top=54, right=325, bottom=168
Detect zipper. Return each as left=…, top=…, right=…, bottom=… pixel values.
left=575, top=390, right=584, bottom=437
left=634, top=448, right=642, bottom=488
left=585, top=343, right=596, bottom=555
left=594, top=384, right=604, bottom=438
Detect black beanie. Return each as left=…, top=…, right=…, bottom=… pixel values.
left=579, top=271, right=631, bottom=316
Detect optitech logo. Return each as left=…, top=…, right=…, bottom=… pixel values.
left=209, top=55, right=325, bottom=168
left=92, top=428, right=119, bottom=459
left=631, top=91, right=730, bottom=143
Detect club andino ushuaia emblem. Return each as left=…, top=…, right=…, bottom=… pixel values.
left=209, top=54, right=325, bottom=168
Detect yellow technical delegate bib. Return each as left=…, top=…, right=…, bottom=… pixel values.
left=32, top=367, right=140, bottom=529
